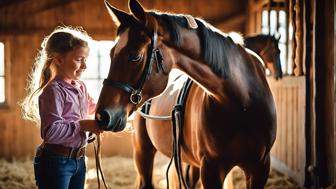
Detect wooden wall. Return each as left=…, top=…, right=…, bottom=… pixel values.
left=0, top=0, right=247, bottom=159
left=268, top=77, right=306, bottom=185
left=0, top=35, right=42, bottom=158
left=246, top=0, right=335, bottom=187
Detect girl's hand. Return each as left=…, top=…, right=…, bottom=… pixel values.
left=79, top=120, right=103, bottom=135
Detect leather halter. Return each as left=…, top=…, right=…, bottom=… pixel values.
left=103, top=31, right=164, bottom=105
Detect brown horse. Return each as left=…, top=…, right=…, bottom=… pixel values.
left=182, top=33, right=283, bottom=187
left=244, top=34, right=283, bottom=80
left=96, top=0, right=277, bottom=188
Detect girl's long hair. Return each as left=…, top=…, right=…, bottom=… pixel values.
left=20, top=26, right=91, bottom=125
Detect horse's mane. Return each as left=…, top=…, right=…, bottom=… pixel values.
left=150, top=12, right=239, bottom=78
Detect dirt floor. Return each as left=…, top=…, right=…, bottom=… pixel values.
left=0, top=154, right=302, bottom=189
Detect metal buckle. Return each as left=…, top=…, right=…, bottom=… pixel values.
left=130, top=90, right=142, bottom=104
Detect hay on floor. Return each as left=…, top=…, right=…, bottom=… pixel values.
left=0, top=154, right=301, bottom=189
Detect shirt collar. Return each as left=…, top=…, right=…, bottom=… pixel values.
left=54, top=77, right=80, bottom=91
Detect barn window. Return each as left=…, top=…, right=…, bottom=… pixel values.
left=0, top=42, right=5, bottom=104
left=248, top=0, right=303, bottom=76
left=81, top=40, right=115, bottom=101
left=261, top=9, right=292, bottom=74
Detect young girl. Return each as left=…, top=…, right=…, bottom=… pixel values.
left=21, top=26, right=102, bottom=189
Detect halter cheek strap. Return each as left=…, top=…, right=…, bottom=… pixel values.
left=103, top=31, right=164, bottom=105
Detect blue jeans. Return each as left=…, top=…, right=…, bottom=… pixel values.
left=34, top=149, right=86, bottom=189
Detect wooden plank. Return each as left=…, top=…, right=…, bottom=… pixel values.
left=268, top=76, right=305, bottom=186
left=288, top=87, right=292, bottom=168
left=274, top=87, right=280, bottom=156
left=0, top=117, right=4, bottom=156
left=293, top=86, right=298, bottom=171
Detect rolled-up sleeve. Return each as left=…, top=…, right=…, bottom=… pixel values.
left=39, top=86, right=82, bottom=145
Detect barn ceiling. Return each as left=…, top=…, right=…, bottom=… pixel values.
left=0, top=0, right=248, bottom=35
left=0, top=0, right=26, bottom=8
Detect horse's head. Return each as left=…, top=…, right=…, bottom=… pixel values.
left=261, top=35, right=282, bottom=80
left=95, top=0, right=176, bottom=131
left=244, top=34, right=283, bottom=80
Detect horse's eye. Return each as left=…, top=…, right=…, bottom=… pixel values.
left=129, top=54, right=142, bottom=62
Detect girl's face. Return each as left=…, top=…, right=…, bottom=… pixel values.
left=56, top=46, right=89, bottom=82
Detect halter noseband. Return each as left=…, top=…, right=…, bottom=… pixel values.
left=103, top=31, right=164, bottom=105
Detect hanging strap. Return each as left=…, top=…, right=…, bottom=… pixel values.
left=166, top=78, right=193, bottom=189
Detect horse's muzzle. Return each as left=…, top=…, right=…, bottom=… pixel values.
left=95, top=108, right=126, bottom=132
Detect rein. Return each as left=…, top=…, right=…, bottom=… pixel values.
left=103, top=31, right=165, bottom=105
left=137, top=78, right=193, bottom=189
left=90, top=134, right=109, bottom=189
left=166, top=78, right=193, bottom=189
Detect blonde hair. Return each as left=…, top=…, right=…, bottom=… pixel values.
left=20, top=26, right=92, bottom=124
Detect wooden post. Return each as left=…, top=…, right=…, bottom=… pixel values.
left=294, top=0, right=304, bottom=76
left=276, top=2, right=279, bottom=33
left=268, top=0, right=272, bottom=34
left=290, top=0, right=296, bottom=75
left=285, top=0, right=289, bottom=73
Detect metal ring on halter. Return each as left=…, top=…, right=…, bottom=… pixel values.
left=130, top=90, right=142, bottom=104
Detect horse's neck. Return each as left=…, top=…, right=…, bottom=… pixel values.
left=171, top=49, right=225, bottom=101
left=166, top=28, right=201, bottom=59
left=167, top=32, right=266, bottom=104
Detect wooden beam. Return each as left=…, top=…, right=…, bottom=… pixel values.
left=18, top=0, right=82, bottom=17
left=0, top=0, right=27, bottom=8
left=0, top=27, right=116, bottom=38
left=207, top=12, right=247, bottom=27
left=215, top=14, right=247, bottom=31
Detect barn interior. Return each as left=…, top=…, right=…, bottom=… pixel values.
left=0, top=0, right=335, bottom=188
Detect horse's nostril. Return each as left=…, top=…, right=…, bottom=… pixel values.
left=96, top=113, right=102, bottom=121
left=95, top=108, right=126, bottom=132
left=96, top=109, right=112, bottom=130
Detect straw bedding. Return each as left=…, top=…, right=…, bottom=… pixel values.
left=0, top=154, right=301, bottom=189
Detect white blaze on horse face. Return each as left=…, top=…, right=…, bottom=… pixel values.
left=114, top=29, right=129, bottom=56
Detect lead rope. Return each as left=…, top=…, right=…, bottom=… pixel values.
left=93, top=135, right=109, bottom=189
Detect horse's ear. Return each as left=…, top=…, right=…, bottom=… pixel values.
left=104, top=0, right=131, bottom=26
left=129, top=0, right=146, bottom=23
left=273, top=32, right=281, bottom=42
left=129, top=0, right=158, bottom=33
